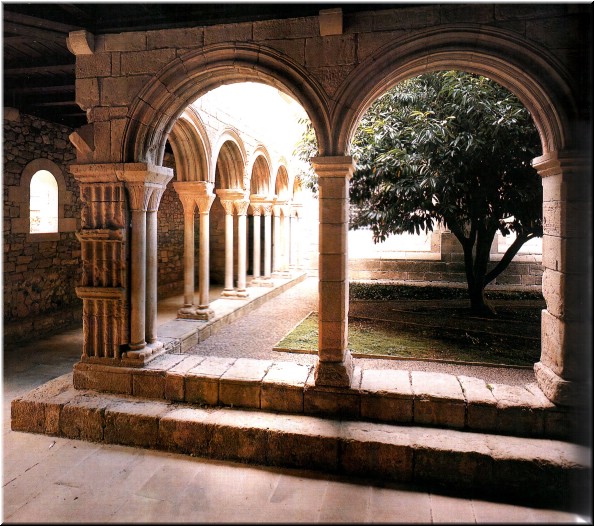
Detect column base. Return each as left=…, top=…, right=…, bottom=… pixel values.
left=251, top=277, right=274, bottom=287
left=195, top=306, right=215, bottom=320
left=314, top=350, right=354, bottom=388
left=177, top=305, right=197, bottom=319
left=534, top=361, right=591, bottom=407
left=235, top=289, right=250, bottom=298
left=221, top=289, right=237, bottom=298
left=121, top=341, right=165, bottom=367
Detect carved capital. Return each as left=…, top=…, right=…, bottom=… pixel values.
left=311, top=155, right=355, bottom=180
left=220, top=199, right=236, bottom=216
left=195, top=194, right=215, bottom=214
left=234, top=199, right=250, bottom=216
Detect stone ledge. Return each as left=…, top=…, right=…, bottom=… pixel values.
left=71, top=353, right=586, bottom=442
left=11, top=373, right=590, bottom=511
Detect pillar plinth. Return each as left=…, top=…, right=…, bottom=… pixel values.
left=312, top=156, right=355, bottom=388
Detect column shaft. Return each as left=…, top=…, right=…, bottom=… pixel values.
left=129, top=209, right=147, bottom=350
left=264, top=206, right=272, bottom=279
left=235, top=200, right=249, bottom=296
left=145, top=208, right=158, bottom=343
left=252, top=212, right=261, bottom=279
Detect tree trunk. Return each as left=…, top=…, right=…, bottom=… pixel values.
left=468, top=281, right=495, bottom=316
left=463, top=226, right=497, bottom=316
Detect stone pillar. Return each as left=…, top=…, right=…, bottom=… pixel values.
left=174, top=183, right=198, bottom=317
left=312, top=156, right=355, bottom=387
left=282, top=204, right=291, bottom=276
left=251, top=204, right=262, bottom=280
left=217, top=188, right=245, bottom=297
left=532, top=151, right=591, bottom=407
left=119, top=164, right=172, bottom=363
left=145, top=186, right=166, bottom=344
left=194, top=182, right=216, bottom=319
left=272, top=201, right=283, bottom=276
left=262, top=202, right=274, bottom=285
left=72, top=164, right=128, bottom=364
left=235, top=198, right=250, bottom=298
left=292, top=205, right=303, bottom=270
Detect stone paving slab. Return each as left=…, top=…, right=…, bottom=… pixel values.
left=10, top=373, right=591, bottom=511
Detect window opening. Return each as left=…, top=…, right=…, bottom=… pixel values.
left=30, top=170, right=58, bottom=233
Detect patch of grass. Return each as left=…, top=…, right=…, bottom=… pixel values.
left=275, top=312, right=539, bottom=367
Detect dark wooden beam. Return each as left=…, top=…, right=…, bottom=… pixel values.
left=3, top=10, right=82, bottom=33
left=3, top=22, right=68, bottom=43
left=7, top=84, right=75, bottom=95
left=4, top=64, right=75, bottom=76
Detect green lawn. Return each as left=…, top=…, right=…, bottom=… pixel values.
left=275, top=312, right=539, bottom=367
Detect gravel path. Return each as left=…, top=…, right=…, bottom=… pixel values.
left=186, top=276, right=538, bottom=386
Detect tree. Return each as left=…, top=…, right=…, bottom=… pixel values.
left=294, top=71, right=543, bottom=315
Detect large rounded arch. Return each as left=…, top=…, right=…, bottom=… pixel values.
left=332, top=25, right=578, bottom=156
left=274, top=165, right=290, bottom=201
left=168, top=107, right=211, bottom=182
left=248, top=146, right=273, bottom=196
left=123, top=43, right=331, bottom=166
left=213, top=131, right=247, bottom=190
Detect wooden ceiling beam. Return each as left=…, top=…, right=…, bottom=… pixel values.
left=4, top=64, right=75, bottom=76
left=3, top=10, right=82, bottom=33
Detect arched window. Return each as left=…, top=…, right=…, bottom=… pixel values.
left=29, top=170, right=59, bottom=233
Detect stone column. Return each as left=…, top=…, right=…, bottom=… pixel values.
left=174, top=183, right=198, bottom=317
left=145, top=186, right=167, bottom=344
left=262, top=202, right=274, bottom=285
left=292, top=204, right=303, bottom=270
left=272, top=201, right=283, bottom=276
left=194, top=182, right=216, bottom=319
left=217, top=188, right=245, bottom=297
left=532, top=151, right=591, bottom=407
left=251, top=203, right=262, bottom=281
left=312, top=156, right=355, bottom=387
left=119, top=163, right=172, bottom=363
left=282, top=203, right=291, bottom=276
left=235, top=199, right=250, bottom=298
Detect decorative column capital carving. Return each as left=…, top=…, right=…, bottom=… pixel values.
left=234, top=199, right=250, bottom=216
left=310, top=155, right=355, bottom=179
left=118, top=163, right=174, bottom=212
left=217, top=188, right=246, bottom=215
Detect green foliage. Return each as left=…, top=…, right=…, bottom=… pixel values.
left=295, top=71, right=543, bottom=307
left=349, top=71, right=542, bottom=247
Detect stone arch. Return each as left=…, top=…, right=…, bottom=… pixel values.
left=274, top=165, right=290, bottom=201
left=168, top=107, right=211, bottom=182
left=213, top=130, right=247, bottom=190
left=123, top=43, right=331, bottom=166
left=248, top=147, right=273, bottom=197
left=332, top=25, right=577, bottom=156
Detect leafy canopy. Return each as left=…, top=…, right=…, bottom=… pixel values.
left=295, top=70, right=543, bottom=245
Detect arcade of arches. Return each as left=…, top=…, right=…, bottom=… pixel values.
left=18, top=7, right=593, bottom=414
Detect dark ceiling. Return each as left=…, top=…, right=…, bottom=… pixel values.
left=3, top=3, right=397, bottom=130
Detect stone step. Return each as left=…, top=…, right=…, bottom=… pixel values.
left=72, top=354, right=586, bottom=443
left=11, top=373, right=590, bottom=511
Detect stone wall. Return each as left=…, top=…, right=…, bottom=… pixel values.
left=349, top=232, right=543, bottom=289
left=3, top=110, right=81, bottom=342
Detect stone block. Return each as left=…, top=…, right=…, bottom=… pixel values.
left=458, top=376, right=497, bottom=431
left=261, top=362, right=311, bottom=413
left=340, top=422, right=414, bottom=481
left=490, top=383, right=545, bottom=436
left=100, top=75, right=152, bottom=106
left=266, top=414, right=340, bottom=471
left=254, top=38, right=305, bottom=64
left=185, top=376, right=219, bottom=406
left=319, top=224, right=347, bottom=254
left=147, top=27, right=203, bottom=49
left=76, top=53, right=112, bottom=78
left=305, top=35, right=356, bottom=68
left=102, top=31, right=147, bottom=52
left=164, top=355, right=206, bottom=401
left=75, top=78, right=100, bottom=110
left=439, top=4, right=494, bottom=23
left=104, top=401, right=169, bottom=447
left=11, top=398, right=46, bottom=433
left=411, top=371, right=465, bottom=427
left=73, top=363, right=133, bottom=395
left=204, top=22, right=252, bottom=46
left=359, top=369, right=414, bottom=423
left=253, top=16, right=318, bottom=40
left=158, top=407, right=213, bottom=456
left=219, top=380, right=262, bottom=409
left=132, top=370, right=165, bottom=399
left=60, top=397, right=108, bottom=441
left=120, top=48, right=177, bottom=75
left=304, top=386, right=360, bottom=418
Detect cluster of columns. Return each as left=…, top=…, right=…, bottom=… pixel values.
left=119, top=165, right=173, bottom=362
left=174, top=181, right=216, bottom=320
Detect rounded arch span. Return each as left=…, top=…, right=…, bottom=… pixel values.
left=248, top=146, right=273, bottom=196
left=168, top=107, right=211, bottom=182
left=214, top=131, right=247, bottom=190
left=332, top=25, right=577, bottom=156
left=274, top=165, right=290, bottom=201
left=123, top=43, right=331, bottom=165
